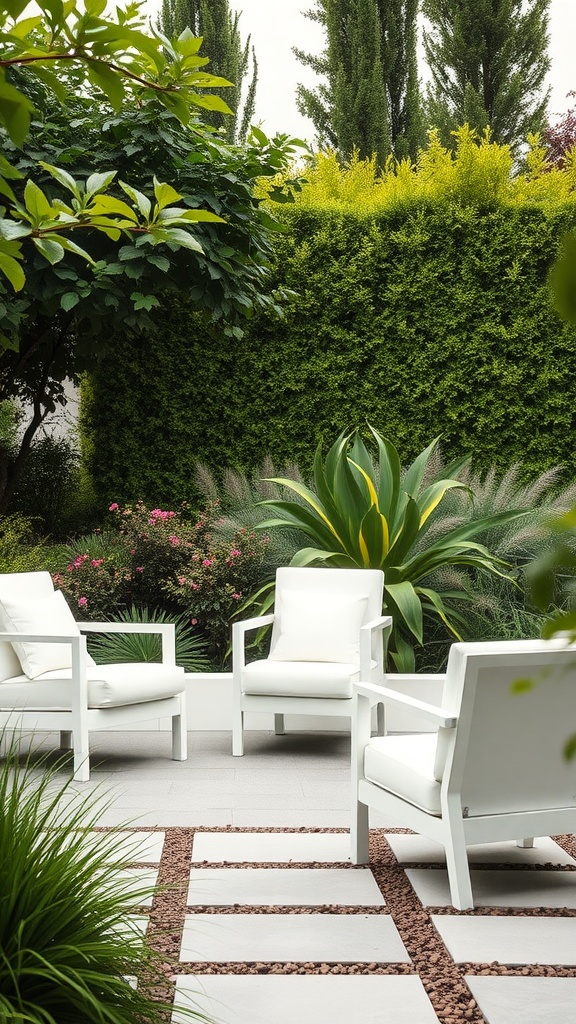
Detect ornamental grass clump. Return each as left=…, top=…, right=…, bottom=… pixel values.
left=256, top=427, right=528, bottom=671
left=0, top=732, right=206, bottom=1024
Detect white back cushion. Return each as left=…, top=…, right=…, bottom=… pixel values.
left=269, top=577, right=370, bottom=664
left=0, top=589, right=80, bottom=679
left=0, top=572, right=57, bottom=681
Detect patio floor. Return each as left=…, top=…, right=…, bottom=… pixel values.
left=26, top=728, right=576, bottom=1023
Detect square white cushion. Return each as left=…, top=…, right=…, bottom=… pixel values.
left=0, top=589, right=82, bottom=679
left=269, top=589, right=368, bottom=664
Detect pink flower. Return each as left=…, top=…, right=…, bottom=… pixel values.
left=232, top=592, right=242, bottom=600
left=230, top=548, right=241, bottom=557
left=178, top=576, right=186, bottom=585
left=191, top=582, right=199, bottom=591
left=169, top=535, right=179, bottom=546
left=202, top=558, right=212, bottom=567
left=78, top=597, right=87, bottom=607
left=136, top=566, right=144, bottom=573
left=109, top=502, right=119, bottom=511
left=191, top=618, right=198, bottom=625
left=91, top=558, right=104, bottom=567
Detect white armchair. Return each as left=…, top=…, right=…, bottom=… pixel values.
left=232, top=566, right=390, bottom=755
left=351, top=638, right=576, bottom=909
left=0, top=571, right=187, bottom=781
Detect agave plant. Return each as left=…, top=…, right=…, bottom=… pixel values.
left=257, top=428, right=528, bottom=670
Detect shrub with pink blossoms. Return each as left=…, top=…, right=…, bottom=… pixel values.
left=54, top=501, right=268, bottom=665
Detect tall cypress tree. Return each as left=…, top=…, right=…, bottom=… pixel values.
left=423, top=0, right=551, bottom=149
left=294, top=0, right=423, bottom=163
left=158, top=0, right=257, bottom=143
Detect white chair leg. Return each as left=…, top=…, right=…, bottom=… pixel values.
left=444, top=819, right=474, bottom=910
left=376, top=703, right=385, bottom=736
left=232, top=701, right=244, bottom=755
left=59, top=730, right=73, bottom=750
left=73, top=744, right=90, bottom=783
left=517, top=838, right=534, bottom=848
left=172, top=713, right=187, bottom=761
left=350, top=800, right=370, bottom=864
left=274, top=713, right=285, bottom=735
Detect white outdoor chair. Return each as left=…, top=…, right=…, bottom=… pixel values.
left=0, top=571, right=187, bottom=782
left=232, top=566, right=390, bottom=755
left=351, top=638, right=576, bottom=909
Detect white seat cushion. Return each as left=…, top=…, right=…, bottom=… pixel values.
left=364, top=733, right=442, bottom=815
left=0, top=663, right=185, bottom=709
left=241, top=659, right=361, bottom=698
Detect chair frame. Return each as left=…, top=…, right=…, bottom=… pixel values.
left=232, top=611, right=392, bottom=756
left=0, top=622, right=187, bottom=782
left=351, top=645, right=576, bottom=909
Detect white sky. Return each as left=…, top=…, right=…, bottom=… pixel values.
left=210, top=0, right=575, bottom=143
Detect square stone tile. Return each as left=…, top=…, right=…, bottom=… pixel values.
left=116, top=868, right=159, bottom=908
left=432, top=915, right=576, bottom=965
left=180, top=913, right=409, bottom=963
left=187, top=868, right=384, bottom=906
left=192, top=831, right=351, bottom=863
left=387, top=835, right=575, bottom=867
left=173, top=975, right=439, bottom=1024
left=465, top=976, right=576, bottom=1024
left=406, top=869, right=576, bottom=908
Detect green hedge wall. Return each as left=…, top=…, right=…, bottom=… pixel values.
left=84, top=200, right=576, bottom=507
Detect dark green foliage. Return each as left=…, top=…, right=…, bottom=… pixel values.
left=423, top=0, right=551, bottom=149
left=84, top=199, right=576, bottom=495
left=294, top=0, right=423, bottom=162
left=157, top=0, right=257, bottom=143
left=0, top=732, right=203, bottom=1023
left=11, top=434, right=98, bottom=539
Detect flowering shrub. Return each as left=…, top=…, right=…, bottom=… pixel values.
left=53, top=551, right=132, bottom=620
left=54, top=501, right=268, bottom=666
left=163, top=524, right=268, bottom=662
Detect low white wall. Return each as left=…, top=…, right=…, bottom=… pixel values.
left=153, top=671, right=445, bottom=734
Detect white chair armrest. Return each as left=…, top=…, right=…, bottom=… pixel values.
left=232, top=614, right=275, bottom=636
left=0, top=631, right=78, bottom=644
left=361, top=615, right=393, bottom=633
left=360, top=615, right=392, bottom=680
left=354, top=681, right=457, bottom=728
left=232, top=614, right=275, bottom=672
left=77, top=622, right=176, bottom=664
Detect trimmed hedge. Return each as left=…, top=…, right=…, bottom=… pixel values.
left=84, top=195, right=576, bottom=506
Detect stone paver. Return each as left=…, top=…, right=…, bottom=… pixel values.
left=187, top=867, right=385, bottom=906
left=465, top=976, right=576, bottom=1024
left=386, top=834, right=575, bottom=867
left=432, top=915, right=576, bottom=965
left=406, top=868, right=576, bottom=907
left=173, top=975, right=439, bottom=1024
left=180, top=913, right=409, bottom=963
left=192, top=831, right=351, bottom=863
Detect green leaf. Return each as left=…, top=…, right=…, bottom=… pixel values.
left=38, top=162, right=81, bottom=199
left=119, top=182, right=152, bottom=219
left=86, top=171, right=117, bottom=197
left=385, top=580, right=423, bottom=643
left=24, top=179, right=53, bottom=220
left=152, top=227, right=204, bottom=252
left=153, top=178, right=181, bottom=211
left=61, top=291, right=80, bottom=311
left=90, top=194, right=139, bottom=222
left=0, top=77, right=34, bottom=146
left=0, top=250, right=25, bottom=291
left=33, top=237, right=64, bottom=264
left=87, top=62, right=125, bottom=111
